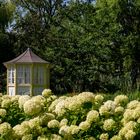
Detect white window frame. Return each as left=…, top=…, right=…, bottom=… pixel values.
left=8, top=66, right=15, bottom=84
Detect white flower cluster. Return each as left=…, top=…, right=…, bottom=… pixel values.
left=122, top=100, right=140, bottom=124
left=18, top=95, right=31, bottom=109
left=59, top=124, right=80, bottom=136
left=100, top=133, right=109, bottom=140
left=95, top=94, right=104, bottom=103
left=0, top=122, right=12, bottom=135
left=99, top=100, right=116, bottom=116
left=0, top=109, right=6, bottom=118
left=50, top=134, right=63, bottom=140
left=39, top=113, right=55, bottom=126
left=103, top=119, right=116, bottom=131
left=23, top=96, right=45, bottom=116
left=119, top=121, right=137, bottom=139
left=42, top=89, right=52, bottom=98
left=13, top=122, right=30, bottom=138
left=59, top=118, right=68, bottom=127
left=79, top=121, right=91, bottom=131
left=1, top=99, right=12, bottom=109
left=47, top=119, right=60, bottom=128
left=110, top=135, right=122, bottom=140
left=0, top=91, right=140, bottom=140
left=49, top=92, right=95, bottom=117
left=114, top=95, right=128, bottom=106
left=86, top=110, right=99, bottom=123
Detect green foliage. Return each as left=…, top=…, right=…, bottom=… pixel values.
left=3, top=101, right=26, bottom=127
left=0, top=0, right=140, bottom=94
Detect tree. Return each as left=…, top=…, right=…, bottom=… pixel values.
left=0, top=0, right=16, bottom=92
left=11, top=0, right=140, bottom=94
left=117, top=0, right=140, bottom=90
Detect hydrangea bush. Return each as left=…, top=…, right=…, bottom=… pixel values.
left=0, top=90, right=140, bottom=139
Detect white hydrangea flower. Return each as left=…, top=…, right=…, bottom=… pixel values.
left=54, top=100, right=66, bottom=117
left=22, top=134, right=33, bottom=140
left=110, top=135, right=122, bottom=140
left=99, top=133, right=109, bottom=140
left=42, top=89, right=52, bottom=98
left=114, top=95, right=128, bottom=106
left=59, top=118, right=68, bottom=127
left=115, top=106, right=124, bottom=114
left=0, top=122, right=11, bottom=135
left=104, top=100, right=116, bottom=109
left=18, top=95, right=31, bottom=109
left=1, top=99, right=11, bottom=108
left=137, top=117, right=140, bottom=123
left=50, top=95, right=57, bottom=100
left=23, top=97, right=44, bottom=116
left=59, top=125, right=70, bottom=136
left=67, top=98, right=81, bottom=111
left=95, top=94, right=104, bottom=103
left=21, top=121, right=30, bottom=127
left=103, top=119, right=115, bottom=131
left=29, top=117, right=40, bottom=129
left=119, top=121, right=137, bottom=137
left=0, top=109, right=6, bottom=118
left=11, top=95, right=20, bottom=102
left=125, top=130, right=136, bottom=140
left=78, top=92, right=95, bottom=103
left=37, top=135, right=49, bottom=140
left=99, top=100, right=116, bottom=116
left=46, top=95, right=57, bottom=103
left=127, top=100, right=140, bottom=109
left=119, top=127, right=129, bottom=137
left=31, top=95, right=45, bottom=104
left=86, top=110, right=99, bottom=123
left=13, top=123, right=30, bottom=138
left=39, top=113, right=55, bottom=126
left=48, top=119, right=60, bottom=128
left=51, top=134, right=62, bottom=140
left=132, top=107, right=140, bottom=119
left=48, top=97, right=66, bottom=112
left=99, top=106, right=109, bottom=116
left=88, top=137, right=96, bottom=140
left=69, top=125, right=80, bottom=135
left=79, top=121, right=91, bottom=131
left=125, top=121, right=137, bottom=130
left=1, top=95, right=11, bottom=100
left=0, top=97, right=2, bottom=104
left=123, top=109, right=134, bottom=121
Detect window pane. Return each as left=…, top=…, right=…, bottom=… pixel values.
left=34, top=66, right=38, bottom=84
left=34, top=66, right=44, bottom=85
left=17, top=66, right=24, bottom=84
left=17, top=86, right=30, bottom=95
left=25, top=66, right=30, bottom=84
left=17, top=65, right=30, bottom=84
left=8, top=66, right=15, bottom=84
left=33, top=87, right=44, bottom=95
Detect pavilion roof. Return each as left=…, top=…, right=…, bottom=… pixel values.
left=4, top=48, right=49, bottom=65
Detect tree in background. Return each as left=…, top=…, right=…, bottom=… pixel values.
left=1, top=0, right=140, bottom=94
left=117, top=0, right=140, bottom=90
left=0, top=0, right=15, bottom=92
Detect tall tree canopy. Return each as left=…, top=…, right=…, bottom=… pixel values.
left=0, top=0, right=15, bottom=92
left=1, top=0, right=140, bottom=94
